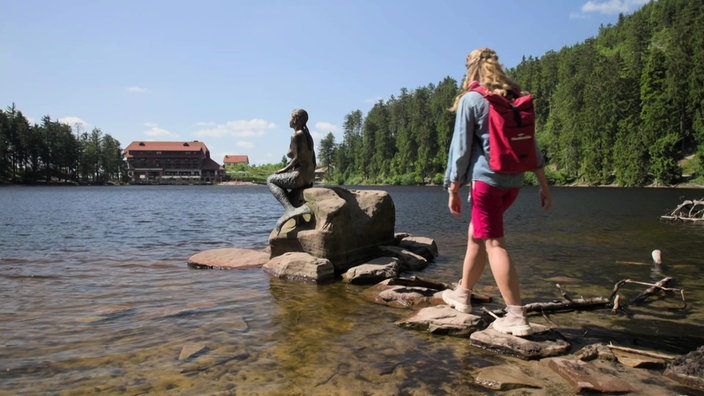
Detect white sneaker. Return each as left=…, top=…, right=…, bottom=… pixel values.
left=441, top=285, right=472, bottom=313
left=491, top=305, right=533, bottom=336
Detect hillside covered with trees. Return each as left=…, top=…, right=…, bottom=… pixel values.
left=321, top=0, right=704, bottom=187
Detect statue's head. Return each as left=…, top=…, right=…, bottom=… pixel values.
left=290, top=108, right=308, bottom=129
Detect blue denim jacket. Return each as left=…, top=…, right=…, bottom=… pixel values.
left=443, top=91, right=543, bottom=192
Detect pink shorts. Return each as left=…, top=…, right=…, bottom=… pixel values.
left=471, top=180, right=520, bottom=239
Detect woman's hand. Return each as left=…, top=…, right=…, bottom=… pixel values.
left=448, top=190, right=462, bottom=218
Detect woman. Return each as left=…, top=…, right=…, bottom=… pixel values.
left=442, top=48, right=553, bottom=337
left=267, top=108, right=316, bottom=231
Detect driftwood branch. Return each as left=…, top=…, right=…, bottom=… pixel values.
left=609, top=277, right=687, bottom=309
left=660, top=198, right=704, bottom=222
left=524, top=297, right=610, bottom=313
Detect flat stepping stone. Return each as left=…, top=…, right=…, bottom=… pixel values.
left=396, top=305, right=482, bottom=336
left=188, top=248, right=269, bottom=269
left=470, top=324, right=571, bottom=360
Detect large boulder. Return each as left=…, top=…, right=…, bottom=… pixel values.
left=268, top=187, right=395, bottom=273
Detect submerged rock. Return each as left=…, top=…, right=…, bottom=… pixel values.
left=474, top=364, right=543, bottom=391
left=187, top=248, right=269, bottom=270
left=546, top=358, right=639, bottom=394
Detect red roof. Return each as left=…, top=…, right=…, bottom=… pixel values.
left=223, top=155, right=250, bottom=164
left=124, top=141, right=209, bottom=158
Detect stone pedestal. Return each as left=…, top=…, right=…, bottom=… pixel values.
left=268, top=187, right=395, bottom=273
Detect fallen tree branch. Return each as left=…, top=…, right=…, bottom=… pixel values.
left=632, top=277, right=673, bottom=304
left=660, top=199, right=704, bottom=222
left=609, top=277, right=687, bottom=309
left=524, top=297, right=610, bottom=313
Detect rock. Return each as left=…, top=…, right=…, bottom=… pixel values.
left=470, top=326, right=571, bottom=360
left=178, top=343, right=209, bottom=361
left=574, top=343, right=617, bottom=362
left=612, top=349, right=667, bottom=369
left=374, top=286, right=441, bottom=308
left=363, top=277, right=448, bottom=308
left=396, top=305, right=482, bottom=336
left=664, top=345, right=704, bottom=391
left=397, top=235, right=438, bottom=261
left=546, top=357, right=639, bottom=394
left=180, top=345, right=250, bottom=373
left=364, top=277, right=491, bottom=308
left=159, top=301, right=217, bottom=318
left=377, top=245, right=428, bottom=272
left=342, top=257, right=400, bottom=284
left=268, top=187, right=396, bottom=273
left=474, top=365, right=543, bottom=391
left=263, top=251, right=335, bottom=283
left=188, top=248, right=269, bottom=269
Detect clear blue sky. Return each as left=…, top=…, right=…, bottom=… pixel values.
left=1, top=0, right=648, bottom=165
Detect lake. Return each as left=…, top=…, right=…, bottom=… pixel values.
left=1, top=184, right=703, bottom=394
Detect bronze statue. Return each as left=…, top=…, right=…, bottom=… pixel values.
left=267, top=109, right=317, bottom=231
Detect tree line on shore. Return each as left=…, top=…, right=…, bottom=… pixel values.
left=319, top=0, right=703, bottom=187
left=0, top=105, right=124, bottom=184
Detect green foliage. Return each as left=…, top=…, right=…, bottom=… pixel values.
left=0, top=105, right=123, bottom=184
left=320, top=0, right=704, bottom=187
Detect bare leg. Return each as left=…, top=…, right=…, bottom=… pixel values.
left=484, top=237, right=521, bottom=306
left=460, top=223, right=487, bottom=290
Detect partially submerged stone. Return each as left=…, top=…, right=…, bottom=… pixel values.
left=341, top=257, right=400, bottom=284
left=612, top=349, right=668, bottom=369
left=188, top=248, right=269, bottom=270
left=397, top=235, right=438, bottom=261
left=178, top=343, right=209, bottom=361
left=396, top=305, right=482, bottom=336
left=263, top=251, right=335, bottom=283
left=546, top=357, right=639, bottom=394
left=474, top=364, right=543, bottom=391
left=470, top=325, right=571, bottom=360
left=364, top=277, right=491, bottom=309
left=377, top=245, right=428, bottom=272
left=268, top=187, right=396, bottom=273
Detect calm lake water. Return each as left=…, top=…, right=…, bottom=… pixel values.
left=1, top=184, right=703, bottom=394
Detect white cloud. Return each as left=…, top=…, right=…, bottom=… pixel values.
left=194, top=118, right=277, bottom=138
left=58, top=116, right=89, bottom=129
left=126, top=86, right=149, bottom=93
left=143, top=122, right=179, bottom=138
left=579, top=0, right=648, bottom=16
left=236, top=141, right=255, bottom=148
left=314, top=121, right=339, bottom=133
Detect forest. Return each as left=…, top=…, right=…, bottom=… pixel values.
left=0, top=105, right=124, bottom=184
left=1, top=0, right=702, bottom=187
left=320, top=0, right=704, bottom=187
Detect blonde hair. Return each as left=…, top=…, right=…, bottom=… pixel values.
left=449, top=48, right=522, bottom=112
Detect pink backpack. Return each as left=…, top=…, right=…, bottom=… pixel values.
left=469, top=81, right=539, bottom=174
